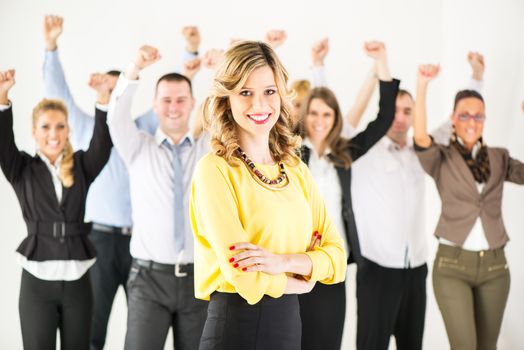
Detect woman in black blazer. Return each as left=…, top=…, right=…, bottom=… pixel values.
left=0, top=69, right=112, bottom=350
left=296, top=42, right=399, bottom=350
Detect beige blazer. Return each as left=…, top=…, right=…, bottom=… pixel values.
left=416, top=141, right=524, bottom=249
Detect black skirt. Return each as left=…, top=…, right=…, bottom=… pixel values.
left=199, top=292, right=301, bottom=350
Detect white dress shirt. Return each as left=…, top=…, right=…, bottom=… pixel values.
left=107, top=75, right=210, bottom=264
left=352, top=136, right=427, bottom=268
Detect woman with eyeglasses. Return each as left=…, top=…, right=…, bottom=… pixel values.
left=413, top=64, right=524, bottom=349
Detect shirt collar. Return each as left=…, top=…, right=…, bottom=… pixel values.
left=302, top=137, right=332, bottom=157
left=381, top=135, right=413, bottom=152
left=155, top=128, right=194, bottom=147
left=37, top=150, right=63, bottom=171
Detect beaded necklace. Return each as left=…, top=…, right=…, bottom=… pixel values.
left=236, top=148, right=289, bottom=190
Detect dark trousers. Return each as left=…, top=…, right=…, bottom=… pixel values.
left=19, top=269, right=93, bottom=350
left=199, top=292, right=301, bottom=350
left=124, top=261, right=208, bottom=350
left=433, top=244, right=510, bottom=350
left=89, top=228, right=132, bottom=350
left=299, top=281, right=346, bottom=350
left=356, top=259, right=427, bottom=350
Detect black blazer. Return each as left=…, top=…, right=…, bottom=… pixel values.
left=301, top=79, right=399, bottom=265
left=0, top=105, right=112, bottom=261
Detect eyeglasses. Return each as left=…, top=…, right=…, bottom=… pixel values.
left=456, top=113, right=486, bottom=123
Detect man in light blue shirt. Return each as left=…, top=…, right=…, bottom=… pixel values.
left=42, top=15, right=199, bottom=350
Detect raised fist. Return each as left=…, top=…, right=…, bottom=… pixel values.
left=182, top=26, right=201, bottom=53
left=311, top=38, right=329, bottom=66
left=43, top=15, right=63, bottom=51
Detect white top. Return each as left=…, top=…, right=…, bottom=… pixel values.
left=17, top=152, right=95, bottom=281
left=107, top=75, right=211, bottom=264
left=302, top=138, right=349, bottom=256
left=352, top=136, right=427, bottom=268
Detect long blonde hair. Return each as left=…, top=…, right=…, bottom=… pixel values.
left=32, top=99, right=74, bottom=188
left=202, top=41, right=301, bottom=166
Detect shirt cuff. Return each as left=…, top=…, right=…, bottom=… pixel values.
left=95, top=103, right=108, bottom=112
left=0, top=101, right=12, bottom=111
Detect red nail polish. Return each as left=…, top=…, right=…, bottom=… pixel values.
left=229, top=245, right=235, bottom=250
left=242, top=267, right=247, bottom=271
left=314, top=231, right=319, bottom=237
left=233, top=263, right=239, bottom=268
left=229, top=257, right=235, bottom=263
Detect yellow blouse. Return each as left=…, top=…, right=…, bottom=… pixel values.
left=190, top=153, right=347, bottom=305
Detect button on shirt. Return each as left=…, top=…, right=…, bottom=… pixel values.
left=352, top=136, right=427, bottom=268
left=107, top=75, right=210, bottom=264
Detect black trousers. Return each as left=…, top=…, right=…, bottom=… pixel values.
left=89, top=228, right=132, bottom=350
left=299, top=281, right=346, bottom=350
left=19, top=269, right=93, bottom=350
left=124, top=261, right=208, bottom=350
left=199, top=292, right=301, bottom=350
left=357, top=259, right=427, bottom=350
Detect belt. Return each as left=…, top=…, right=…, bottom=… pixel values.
left=92, top=223, right=132, bottom=235
left=26, top=221, right=92, bottom=239
left=133, top=258, right=193, bottom=277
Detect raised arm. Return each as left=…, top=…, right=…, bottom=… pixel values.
left=413, top=64, right=440, bottom=148
left=0, top=70, right=29, bottom=183
left=42, top=15, right=95, bottom=149
left=107, top=45, right=161, bottom=165
left=348, top=42, right=399, bottom=161
left=311, top=38, right=329, bottom=87
left=79, top=106, right=112, bottom=184
left=346, top=58, right=378, bottom=129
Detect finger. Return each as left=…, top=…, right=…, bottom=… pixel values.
left=229, top=242, right=260, bottom=251
left=235, top=257, right=265, bottom=269
left=230, top=249, right=263, bottom=263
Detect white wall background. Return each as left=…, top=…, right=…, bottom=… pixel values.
left=1, top=0, right=523, bottom=348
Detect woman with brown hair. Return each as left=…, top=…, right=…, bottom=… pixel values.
left=413, top=64, right=524, bottom=349
left=189, top=41, right=347, bottom=350
left=0, top=69, right=112, bottom=350
left=296, top=41, right=399, bottom=350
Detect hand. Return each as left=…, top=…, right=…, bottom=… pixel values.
left=467, top=51, right=485, bottom=81
left=0, top=69, right=16, bottom=104
left=417, top=64, right=440, bottom=85
left=311, top=38, right=329, bottom=67
left=521, top=101, right=524, bottom=114
left=126, top=45, right=161, bottom=80
left=363, top=41, right=387, bottom=61
left=229, top=243, right=286, bottom=275
left=43, top=15, right=63, bottom=51
left=202, top=49, right=224, bottom=69
left=182, top=58, right=202, bottom=80
left=88, top=73, right=113, bottom=104
left=307, top=231, right=321, bottom=251
left=182, top=26, right=201, bottom=53
left=264, top=29, right=287, bottom=49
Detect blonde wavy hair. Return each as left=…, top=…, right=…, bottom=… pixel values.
left=32, top=99, right=74, bottom=188
left=202, top=41, right=301, bottom=166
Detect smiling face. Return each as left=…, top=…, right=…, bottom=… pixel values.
left=451, top=97, right=485, bottom=149
left=32, top=109, right=70, bottom=163
left=153, top=79, right=195, bottom=140
left=304, top=97, right=335, bottom=145
left=228, top=65, right=281, bottom=141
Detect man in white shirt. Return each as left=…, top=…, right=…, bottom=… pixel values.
left=350, top=53, right=484, bottom=349
left=107, top=45, right=209, bottom=350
